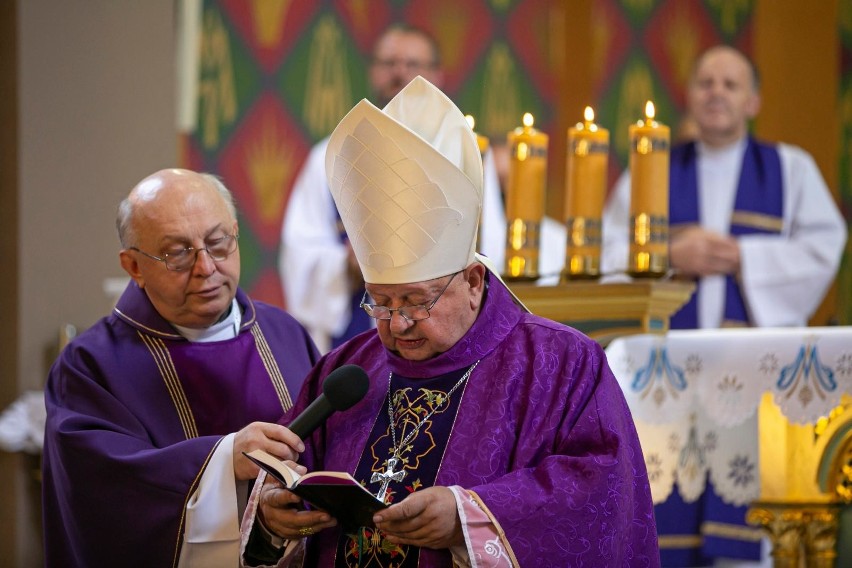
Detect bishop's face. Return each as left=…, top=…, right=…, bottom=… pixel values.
left=366, top=264, right=485, bottom=361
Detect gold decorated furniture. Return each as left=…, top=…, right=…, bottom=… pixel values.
left=605, top=327, right=852, bottom=566
left=508, top=280, right=694, bottom=345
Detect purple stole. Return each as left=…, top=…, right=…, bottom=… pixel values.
left=660, top=140, right=782, bottom=565
left=669, top=138, right=783, bottom=329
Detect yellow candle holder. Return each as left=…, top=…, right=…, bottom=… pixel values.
left=628, top=101, right=670, bottom=278
left=466, top=114, right=490, bottom=254
left=504, top=113, right=548, bottom=281
left=562, top=106, right=609, bottom=281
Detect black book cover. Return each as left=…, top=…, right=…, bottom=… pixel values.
left=244, top=449, right=388, bottom=529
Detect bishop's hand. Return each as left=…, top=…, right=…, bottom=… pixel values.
left=372, top=486, right=463, bottom=549
left=258, top=478, right=337, bottom=540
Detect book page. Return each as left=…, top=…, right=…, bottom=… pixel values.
left=244, top=449, right=301, bottom=486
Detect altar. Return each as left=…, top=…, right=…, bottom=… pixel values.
left=605, top=327, right=852, bottom=567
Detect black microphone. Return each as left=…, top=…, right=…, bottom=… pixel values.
left=287, top=364, right=369, bottom=438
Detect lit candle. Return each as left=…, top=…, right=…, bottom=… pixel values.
left=466, top=115, right=490, bottom=252
left=465, top=114, right=490, bottom=155
left=562, top=106, right=609, bottom=281
left=505, top=113, right=548, bottom=281
left=628, top=101, right=670, bottom=277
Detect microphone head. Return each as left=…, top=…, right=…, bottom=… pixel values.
left=322, top=364, right=369, bottom=411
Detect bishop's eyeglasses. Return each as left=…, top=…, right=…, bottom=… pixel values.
left=360, top=271, right=459, bottom=322
left=130, top=234, right=238, bottom=272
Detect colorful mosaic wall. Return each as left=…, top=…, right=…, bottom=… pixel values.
left=590, top=0, right=753, bottom=175
left=185, top=0, right=848, bottom=323
left=185, top=0, right=560, bottom=306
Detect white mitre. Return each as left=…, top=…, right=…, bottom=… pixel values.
left=325, top=76, right=483, bottom=284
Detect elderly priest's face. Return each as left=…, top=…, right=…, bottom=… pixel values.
left=120, top=169, right=241, bottom=329
left=366, top=263, right=486, bottom=361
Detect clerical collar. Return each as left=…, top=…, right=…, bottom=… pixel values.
left=695, top=136, right=747, bottom=159
left=171, top=298, right=241, bottom=342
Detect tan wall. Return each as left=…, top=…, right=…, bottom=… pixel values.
left=753, top=0, right=842, bottom=325
left=2, top=1, right=176, bottom=564
left=0, top=1, right=21, bottom=566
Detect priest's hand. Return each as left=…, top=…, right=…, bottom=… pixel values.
left=373, top=486, right=463, bottom=549
left=670, top=226, right=740, bottom=277
left=258, top=480, right=337, bottom=539
left=233, top=422, right=305, bottom=481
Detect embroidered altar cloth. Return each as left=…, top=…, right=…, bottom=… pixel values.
left=605, top=327, right=852, bottom=506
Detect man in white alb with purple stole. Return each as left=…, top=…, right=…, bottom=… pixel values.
left=239, top=76, right=660, bottom=567
left=602, top=46, right=846, bottom=566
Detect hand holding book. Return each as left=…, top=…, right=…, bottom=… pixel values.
left=244, top=449, right=387, bottom=529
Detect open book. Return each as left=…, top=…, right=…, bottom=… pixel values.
left=244, top=449, right=388, bottom=529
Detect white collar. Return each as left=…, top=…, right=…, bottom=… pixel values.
left=172, top=298, right=242, bottom=342
left=695, top=136, right=748, bottom=160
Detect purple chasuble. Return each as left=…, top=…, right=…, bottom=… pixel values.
left=669, top=137, right=783, bottom=329
left=43, top=282, right=319, bottom=568
left=270, top=272, right=660, bottom=567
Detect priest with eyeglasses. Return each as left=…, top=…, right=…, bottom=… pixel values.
left=240, top=76, right=660, bottom=568
left=42, top=169, right=320, bottom=567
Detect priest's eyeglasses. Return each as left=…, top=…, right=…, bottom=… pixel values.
left=372, top=57, right=437, bottom=73
left=360, top=271, right=459, bottom=321
left=130, top=234, right=239, bottom=272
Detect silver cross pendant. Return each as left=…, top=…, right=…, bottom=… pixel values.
left=370, top=457, right=406, bottom=503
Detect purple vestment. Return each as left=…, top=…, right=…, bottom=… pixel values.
left=43, top=282, right=320, bottom=568
left=254, top=273, right=660, bottom=567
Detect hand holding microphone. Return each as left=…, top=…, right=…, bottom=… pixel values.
left=287, top=364, right=369, bottom=438
left=233, top=365, right=369, bottom=480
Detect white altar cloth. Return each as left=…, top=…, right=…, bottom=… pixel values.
left=605, top=327, right=852, bottom=506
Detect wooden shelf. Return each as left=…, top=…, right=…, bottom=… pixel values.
left=507, top=280, right=695, bottom=345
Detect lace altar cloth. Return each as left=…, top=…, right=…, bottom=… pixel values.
left=605, top=327, right=852, bottom=506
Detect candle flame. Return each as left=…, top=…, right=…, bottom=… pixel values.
left=645, top=101, right=655, bottom=120
left=584, top=106, right=594, bottom=122
left=465, top=114, right=475, bottom=130
left=522, top=113, right=534, bottom=128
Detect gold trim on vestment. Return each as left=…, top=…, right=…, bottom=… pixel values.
left=139, top=331, right=198, bottom=439
left=115, top=307, right=183, bottom=339
left=657, top=534, right=703, bottom=548
left=701, top=520, right=765, bottom=542
left=657, top=521, right=764, bottom=550
left=250, top=325, right=293, bottom=412
left=731, top=211, right=783, bottom=233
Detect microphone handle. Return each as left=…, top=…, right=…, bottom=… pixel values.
left=287, top=394, right=334, bottom=439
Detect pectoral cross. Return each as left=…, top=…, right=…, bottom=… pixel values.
left=371, top=457, right=406, bottom=503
